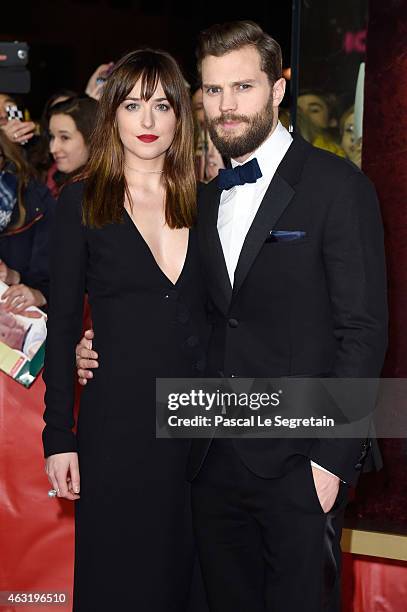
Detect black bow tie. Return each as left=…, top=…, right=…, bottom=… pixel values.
left=217, top=158, right=262, bottom=191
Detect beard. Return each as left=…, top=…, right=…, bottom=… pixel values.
left=206, top=94, right=275, bottom=160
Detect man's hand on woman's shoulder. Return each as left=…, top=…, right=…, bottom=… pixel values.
left=76, top=329, right=98, bottom=385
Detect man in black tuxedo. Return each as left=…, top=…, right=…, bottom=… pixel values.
left=75, top=21, right=387, bottom=612
left=187, top=20, right=387, bottom=612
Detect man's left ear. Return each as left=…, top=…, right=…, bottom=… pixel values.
left=272, top=78, right=286, bottom=107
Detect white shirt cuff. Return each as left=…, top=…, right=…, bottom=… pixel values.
left=310, top=460, right=344, bottom=482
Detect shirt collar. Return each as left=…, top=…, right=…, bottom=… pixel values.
left=230, top=121, right=293, bottom=181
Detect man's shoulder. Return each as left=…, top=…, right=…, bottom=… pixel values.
left=304, top=142, right=363, bottom=185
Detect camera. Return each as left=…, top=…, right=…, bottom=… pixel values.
left=0, top=42, right=31, bottom=93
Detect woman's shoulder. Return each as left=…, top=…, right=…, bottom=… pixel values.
left=59, top=178, right=86, bottom=200
left=56, top=179, right=87, bottom=225
left=24, top=178, right=56, bottom=216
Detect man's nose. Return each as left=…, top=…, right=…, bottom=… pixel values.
left=219, top=89, right=238, bottom=114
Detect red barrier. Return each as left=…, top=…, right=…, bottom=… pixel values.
left=342, top=553, right=407, bottom=611
left=0, top=373, right=74, bottom=611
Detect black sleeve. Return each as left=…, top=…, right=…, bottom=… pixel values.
left=309, top=171, right=388, bottom=484
left=19, top=182, right=56, bottom=302
left=323, top=171, right=388, bottom=378
left=42, top=182, right=87, bottom=458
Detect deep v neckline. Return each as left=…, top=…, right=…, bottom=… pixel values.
left=124, top=209, right=190, bottom=287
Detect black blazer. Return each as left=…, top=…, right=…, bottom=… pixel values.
left=0, top=178, right=55, bottom=302
left=188, top=135, right=388, bottom=486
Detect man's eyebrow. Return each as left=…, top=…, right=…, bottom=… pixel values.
left=202, top=79, right=256, bottom=89
left=231, top=79, right=256, bottom=86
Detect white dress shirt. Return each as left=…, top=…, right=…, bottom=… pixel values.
left=217, top=121, right=292, bottom=285
left=216, top=121, right=338, bottom=481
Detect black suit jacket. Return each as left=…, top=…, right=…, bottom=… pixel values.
left=188, top=135, right=388, bottom=486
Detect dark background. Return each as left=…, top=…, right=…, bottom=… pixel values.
left=1, top=0, right=292, bottom=118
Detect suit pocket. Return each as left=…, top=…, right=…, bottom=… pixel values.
left=264, top=236, right=311, bottom=246
left=265, top=230, right=307, bottom=244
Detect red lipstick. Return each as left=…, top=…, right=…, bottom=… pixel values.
left=137, top=134, right=159, bottom=143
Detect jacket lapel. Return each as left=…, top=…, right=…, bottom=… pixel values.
left=197, top=180, right=232, bottom=314
left=232, top=173, right=295, bottom=296
left=233, top=134, right=310, bottom=298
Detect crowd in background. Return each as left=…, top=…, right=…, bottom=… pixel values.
left=0, top=60, right=362, bottom=324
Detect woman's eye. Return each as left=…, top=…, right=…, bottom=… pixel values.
left=61, top=135, right=70, bottom=141
left=156, top=103, right=170, bottom=111
left=125, top=103, right=139, bottom=111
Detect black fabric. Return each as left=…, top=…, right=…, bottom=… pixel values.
left=0, top=178, right=55, bottom=301
left=192, top=439, right=348, bottom=612
left=43, top=181, right=210, bottom=611
left=189, top=135, right=388, bottom=487
left=217, top=157, right=262, bottom=191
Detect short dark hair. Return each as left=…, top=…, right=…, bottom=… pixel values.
left=196, top=20, right=282, bottom=85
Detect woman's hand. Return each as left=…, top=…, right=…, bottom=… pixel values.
left=1, top=118, right=36, bottom=145
left=0, top=260, right=20, bottom=285
left=1, top=283, right=46, bottom=317
left=45, top=452, right=80, bottom=500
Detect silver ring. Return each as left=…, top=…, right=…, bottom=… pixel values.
left=48, top=489, right=57, bottom=497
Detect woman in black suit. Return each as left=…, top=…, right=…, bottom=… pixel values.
left=42, top=50, right=209, bottom=611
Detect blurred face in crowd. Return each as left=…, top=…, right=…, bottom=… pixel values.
left=201, top=45, right=285, bottom=161
left=297, top=94, right=336, bottom=130
left=341, top=111, right=362, bottom=167
left=49, top=113, right=89, bottom=173
left=116, top=78, right=177, bottom=165
left=192, top=88, right=205, bottom=128
left=0, top=94, right=17, bottom=127
left=341, top=112, right=356, bottom=157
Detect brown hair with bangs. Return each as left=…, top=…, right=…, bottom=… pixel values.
left=196, top=20, right=282, bottom=86
left=81, top=49, right=196, bottom=229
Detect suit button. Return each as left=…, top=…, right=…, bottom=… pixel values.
left=354, top=462, right=363, bottom=470
left=164, top=290, right=177, bottom=300
left=186, top=335, right=199, bottom=347
left=228, top=318, right=239, bottom=328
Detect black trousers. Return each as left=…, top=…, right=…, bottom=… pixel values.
left=191, top=440, right=349, bottom=612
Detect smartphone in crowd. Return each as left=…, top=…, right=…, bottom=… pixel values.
left=6, top=104, right=29, bottom=144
